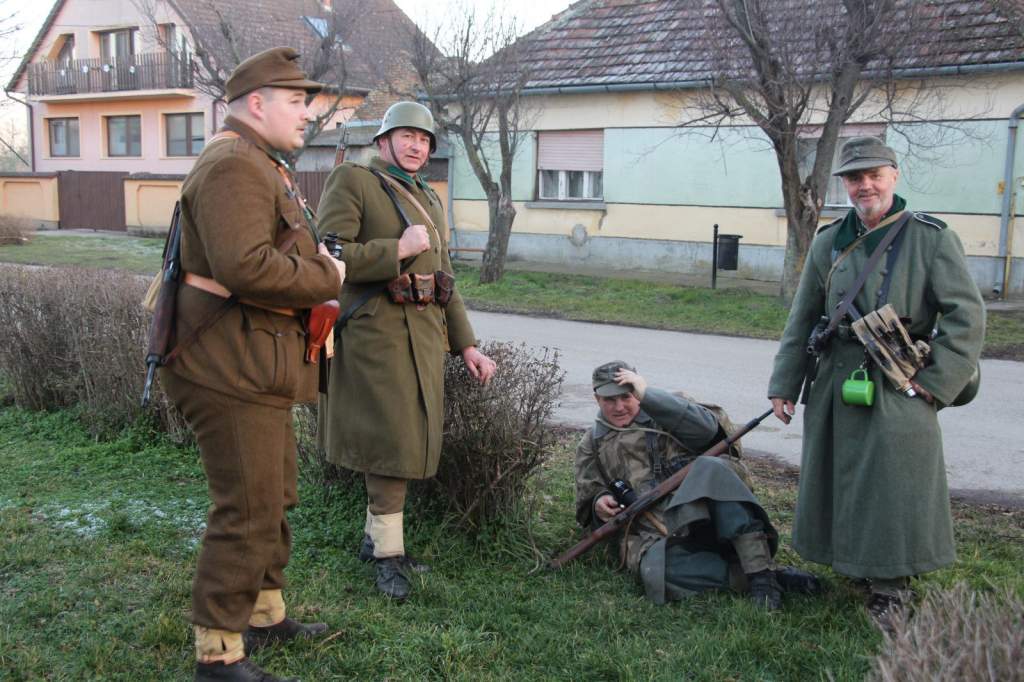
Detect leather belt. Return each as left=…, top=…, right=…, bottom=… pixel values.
left=183, top=272, right=299, bottom=318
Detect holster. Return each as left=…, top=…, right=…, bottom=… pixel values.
left=306, top=299, right=339, bottom=364
left=435, top=270, right=455, bottom=307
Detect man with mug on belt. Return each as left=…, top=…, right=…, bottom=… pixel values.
left=317, top=101, right=496, bottom=600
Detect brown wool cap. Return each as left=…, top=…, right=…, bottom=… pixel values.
left=592, top=360, right=637, bottom=397
left=832, top=136, right=898, bottom=176
left=225, top=47, right=324, bottom=103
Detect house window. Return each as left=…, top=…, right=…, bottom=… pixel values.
left=798, top=124, right=886, bottom=207
left=537, top=130, right=604, bottom=201
left=99, top=28, right=136, bottom=63
left=55, top=35, right=75, bottom=65
left=166, top=113, right=204, bottom=156
left=106, top=115, right=142, bottom=156
left=48, top=118, right=79, bottom=157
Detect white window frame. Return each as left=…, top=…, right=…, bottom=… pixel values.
left=537, top=169, right=603, bottom=201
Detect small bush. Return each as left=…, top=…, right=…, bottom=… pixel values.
left=868, top=582, right=1024, bottom=682
left=0, top=265, right=185, bottom=437
left=293, top=342, right=564, bottom=530
left=0, top=215, right=32, bottom=245
left=420, top=341, right=564, bottom=529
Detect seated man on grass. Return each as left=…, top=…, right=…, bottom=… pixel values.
left=574, top=361, right=820, bottom=609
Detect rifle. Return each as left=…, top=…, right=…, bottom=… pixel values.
left=549, top=407, right=774, bottom=569
left=141, top=201, right=183, bottom=407
left=333, top=123, right=348, bottom=167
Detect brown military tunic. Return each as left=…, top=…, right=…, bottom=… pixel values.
left=160, top=115, right=340, bottom=631
left=317, top=157, right=477, bottom=479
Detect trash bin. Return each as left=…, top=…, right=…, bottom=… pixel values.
left=716, top=233, right=742, bottom=271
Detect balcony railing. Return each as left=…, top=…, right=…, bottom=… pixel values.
left=27, top=51, right=193, bottom=97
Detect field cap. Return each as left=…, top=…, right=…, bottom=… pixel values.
left=593, top=361, right=637, bottom=397
left=832, top=136, right=898, bottom=176
left=225, top=47, right=323, bottom=103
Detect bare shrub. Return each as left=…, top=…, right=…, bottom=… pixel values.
left=291, top=342, right=564, bottom=530
left=0, top=215, right=32, bottom=245
left=0, top=265, right=187, bottom=437
left=417, top=341, right=564, bottom=529
left=869, top=582, right=1024, bottom=682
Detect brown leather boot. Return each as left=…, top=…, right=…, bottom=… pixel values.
left=243, top=618, right=328, bottom=653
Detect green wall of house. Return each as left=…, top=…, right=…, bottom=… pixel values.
left=451, top=119, right=1024, bottom=216
left=450, top=133, right=536, bottom=202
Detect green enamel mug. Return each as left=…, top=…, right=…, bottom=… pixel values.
left=842, top=368, right=875, bottom=407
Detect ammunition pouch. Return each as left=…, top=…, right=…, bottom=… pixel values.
left=386, top=271, right=456, bottom=307
left=435, top=270, right=455, bottom=307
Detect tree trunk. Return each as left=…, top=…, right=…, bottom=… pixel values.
left=479, top=191, right=517, bottom=284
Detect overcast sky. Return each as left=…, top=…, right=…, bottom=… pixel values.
left=0, top=0, right=571, bottom=133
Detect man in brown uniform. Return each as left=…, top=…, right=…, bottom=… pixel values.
left=159, top=47, right=345, bottom=682
left=318, top=101, right=495, bottom=600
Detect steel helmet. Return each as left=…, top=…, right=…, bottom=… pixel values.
left=374, top=101, right=437, bottom=153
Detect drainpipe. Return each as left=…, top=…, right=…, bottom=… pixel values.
left=997, top=102, right=1024, bottom=299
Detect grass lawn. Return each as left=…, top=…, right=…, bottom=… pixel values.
left=0, top=232, right=1020, bottom=359
left=1, top=408, right=1022, bottom=680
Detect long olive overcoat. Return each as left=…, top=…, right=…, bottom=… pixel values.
left=768, top=210, right=985, bottom=579
left=316, top=158, right=476, bottom=479
left=163, top=116, right=341, bottom=408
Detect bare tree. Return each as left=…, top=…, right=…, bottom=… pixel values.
left=684, top=0, right=954, bottom=301
left=411, top=5, right=533, bottom=283
left=133, top=0, right=361, bottom=155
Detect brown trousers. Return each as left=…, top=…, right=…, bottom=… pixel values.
left=162, top=371, right=297, bottom=632
left=365, top=473, right=408, bottom=514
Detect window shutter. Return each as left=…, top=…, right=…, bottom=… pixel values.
left=537, top=130, right=604, bottom=172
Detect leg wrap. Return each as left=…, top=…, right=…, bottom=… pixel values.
left=248, top=589, right=285, bottom=628
left=733, top=531, right=773, bottom=575
left=368, top=511, right=404, bottom=558
left=194, top=626, right=244, bottom=664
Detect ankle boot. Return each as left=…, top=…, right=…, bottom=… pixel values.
left=243, top=618, right=328, bottom=652
left=375, top=556, right=412, bottom=600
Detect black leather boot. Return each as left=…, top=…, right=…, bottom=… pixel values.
left=358, top=534, right=430, bottom=573
left=747, top=569, right=783, bottom=611
left=375, top=556, right=412, bottom=600
left=194, top=657, right=297, bottom=682
left=774, top=566, right=823, bottom=595
left=243, top=618, right=328, bottom=653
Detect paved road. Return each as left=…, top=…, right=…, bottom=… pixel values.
left=469, top=310, right=1024, bottom=505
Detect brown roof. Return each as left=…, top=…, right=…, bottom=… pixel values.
left=511, top=0, right=1024, bottom=91
left=8, top=0, right=428, bottom=119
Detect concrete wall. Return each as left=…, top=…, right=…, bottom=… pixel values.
left=0, top=174, right=60, bottom=229
left=124, top=175, right=181, bottom=234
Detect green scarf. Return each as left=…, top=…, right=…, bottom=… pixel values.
left=386, top=163, right=428, bottom=190
left=833, top=194, right=907, bottom=255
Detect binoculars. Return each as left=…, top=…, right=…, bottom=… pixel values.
left=322, top=232, right=344, bottom=260
left=610, top=479, right=638, bottom=508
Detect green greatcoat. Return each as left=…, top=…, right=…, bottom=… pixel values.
left=767, top=208, right=985, bottom=579
left=316, top=157, right=477, bottom=479
left=574, top=389, right=777, bottom=603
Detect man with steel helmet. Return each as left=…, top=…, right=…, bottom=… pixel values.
left=317, top=100, right=496, bottom=600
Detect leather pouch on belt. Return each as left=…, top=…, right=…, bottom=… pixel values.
left=413, top=273, right=435, bottom=304
left=387, top=273, right=414, bottom=303
left=434, top=271, right=454, bottom=307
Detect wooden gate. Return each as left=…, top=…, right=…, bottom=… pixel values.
left=295, top=171, right=329, bottom=211
left=58, top=171, right=127, bottom=230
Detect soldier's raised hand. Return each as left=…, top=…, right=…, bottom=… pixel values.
left=317, top=243, right=346, bottom=286
left=397, top=224, right=431, bottom=259
left=615, top=368, right=647, bottom=401
left=595, top=494, right=622, bottom=522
